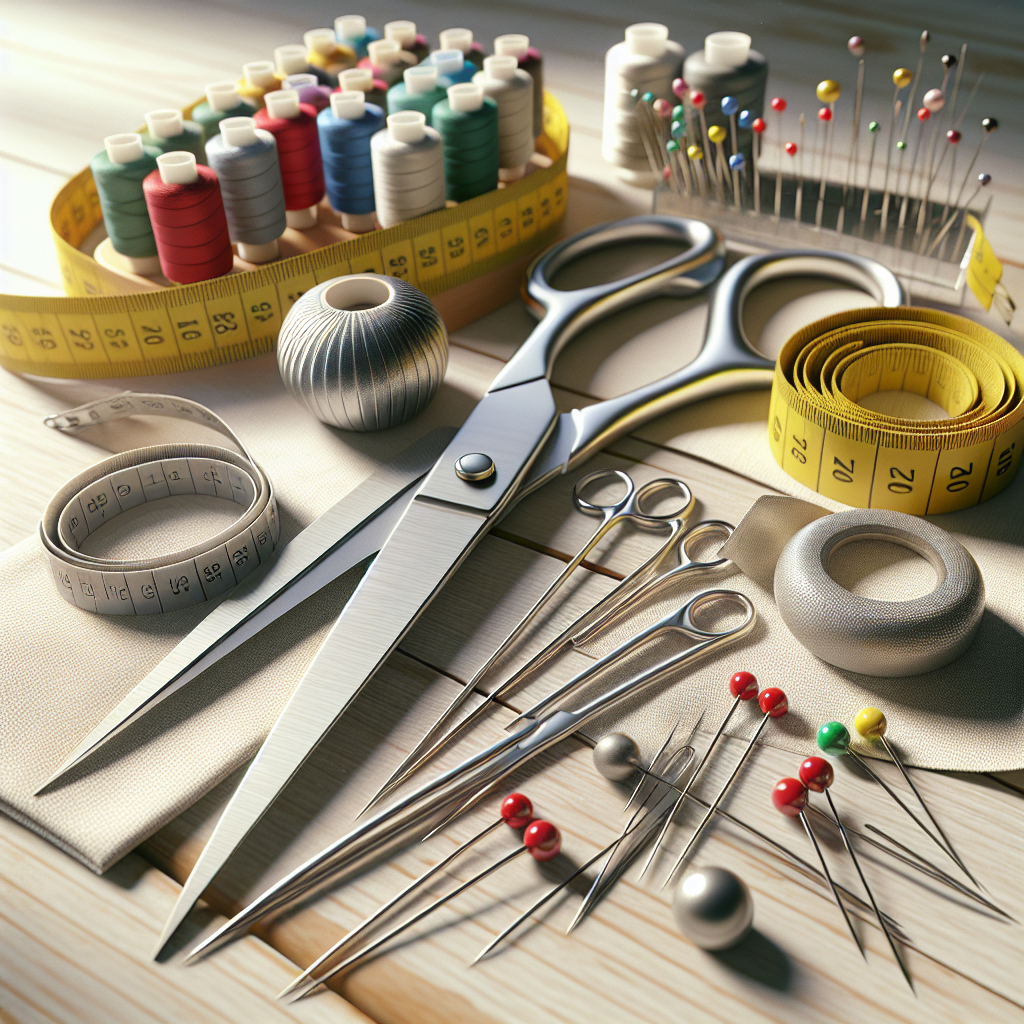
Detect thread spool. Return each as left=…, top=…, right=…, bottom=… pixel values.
left=275, top=44, right=312, bottom=81
left=603, top=23, right=684, bottom=185
left=427, top=48, right=476, bottom=86
left=474, top=55, right=534, bottom=181
left=143, top=152, right=233, bottom=284
left=317, top=91, right=384, bottom=233
left=255, top=90, right=324, bottom=229
left=495, top=34, right=544, bottom=139
left=283, top=73, right=332, bottom=113
left=359, top=39, right=410, bottom=88
left=90, top=133, right=161, bottom=274
left=336, top=67, right=388, bottom=113
left=142, top=109, right=206, bottom=164
left=682, top=32, right=767, bottom=160
left=192, top=83, right=256, bottom=141
left=335, top=15, right=381, bottom=60
left=387, top=65, right=447, bottom=124
left=304, top=28, right=355, bottom=85
left=205, top=116, right=286, bottom=263
left=277, top=274, right=448, bottom=431
left=432, top=82, right=500, bottom=201
left=385, top=20, right=429, bottom=63
left=440, top=27, right=485, bottom=70
left=237, top=61, right=280, bottom=109
left=371, top=111, right=445, bottom=228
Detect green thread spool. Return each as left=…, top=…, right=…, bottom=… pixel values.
left=192, top=82, right=256, bottom=142
left=432, top=82, right=499, bottom=201
left=90, top=133, right=160, bottom=269
left=387, top=65, right=447, bottom=124
left=142, top=109, right=206, bottom=164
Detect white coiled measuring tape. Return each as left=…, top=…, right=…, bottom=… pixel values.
left=40, top=393, right=279, bottom=615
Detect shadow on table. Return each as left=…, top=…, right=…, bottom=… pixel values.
left=710, top=927, right=794, bottom=991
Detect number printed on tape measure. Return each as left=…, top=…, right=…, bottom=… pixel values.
left=3, top=93, right=570, bottom=379
left=769, top=308, right=1024, bottom=514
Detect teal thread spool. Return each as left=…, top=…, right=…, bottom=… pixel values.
left=142, top=109, right=206, bottom=164
left=387, top=65, right=446, bottom=124
left=192, top=82, right=255, bottom=142
left=335, top=14, right=380, bottom=60
left=432, top=82, right=499, bottom=201
left=90, top=133, right=161, bottom=273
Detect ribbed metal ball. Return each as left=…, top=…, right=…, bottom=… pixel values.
left=671, top=867, right=753, bottom=950
left=276, top=274, right=448, bottom=431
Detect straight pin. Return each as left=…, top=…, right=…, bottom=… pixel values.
left=880, top=68, right=912, bottom=231
left=858, top=121, right=880, bottom=231
left=772, top=775, right=865, bottom=958
left=661, top=687, right=789, bottom=885
left=815, top=80, right=840, bottom=228
left=855, top=708, right=979, bottom=889
left=799, top=757, right=914, bottom=990
left=771, top=96, right=787, bottom=218
left=837, top=36, right=866, bottom=235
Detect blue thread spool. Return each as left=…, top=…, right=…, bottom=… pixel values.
left=427, top=48, right=476, bottom=86
left=335, top=15, right=380, bottom=59
left=317, top=91, right=384, bottom=232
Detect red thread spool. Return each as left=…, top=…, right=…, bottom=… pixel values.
left=255, top=98, right=325, bottom=214
left=142, top=160, right=232, bottom=284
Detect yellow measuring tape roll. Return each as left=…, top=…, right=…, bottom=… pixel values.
left=0, top=95, right=569, bottom=380
left=768, top=307, right=1024, bottom=515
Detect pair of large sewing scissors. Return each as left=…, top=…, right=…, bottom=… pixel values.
left=38, top=212, right=904, bottom=953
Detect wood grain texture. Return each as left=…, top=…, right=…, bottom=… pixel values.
left=2, top=2, right=1023, bottom=1023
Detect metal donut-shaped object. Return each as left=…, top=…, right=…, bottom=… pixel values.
left=774, top=509, right=985, bottom=677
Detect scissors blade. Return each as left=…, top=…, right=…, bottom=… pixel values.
left=37, top=429, right=455, bottom=792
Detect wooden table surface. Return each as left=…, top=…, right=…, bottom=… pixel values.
left=2, top=2, right=1022, bottom=1023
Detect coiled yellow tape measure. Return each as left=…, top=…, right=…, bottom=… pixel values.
left=768, top=307, right=1024, bottom=514
left=0, top=95, right=569, bottom=380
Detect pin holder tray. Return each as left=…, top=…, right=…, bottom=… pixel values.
left=653, top=172, right=990, bottom=304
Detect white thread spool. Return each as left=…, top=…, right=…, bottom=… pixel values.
left=602, top=23, right=684, bottom=185
left=474, top=55, right=533, bottom=180
left=277, top=274, right=449, bottom=431
left=371, top=111, right=445, bottom=228
left=275, top=44, right=309, bottom=77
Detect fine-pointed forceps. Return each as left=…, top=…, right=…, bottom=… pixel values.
left=368, top=519, right=736, bottom=813
left=363, top=470, right=697, bottom=812
left=512, top=583, right=750, bottom=729
left=185, top=590, right=756, bottom=961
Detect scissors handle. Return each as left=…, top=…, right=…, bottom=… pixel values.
left=557, top=249, right=906, bottom=473
left=488, top=216, right=726, bottom=394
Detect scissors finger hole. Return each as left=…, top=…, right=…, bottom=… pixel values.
left=682, top=590, right=755, bottom=637
left=681, top=521, right=734, bottom=565
left=573, top=469, right=634, bottom=513
left=634, top=478, right=693, bottom=521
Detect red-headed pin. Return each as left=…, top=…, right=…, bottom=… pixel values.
left=798, top=756, right=914, bottom=990
left=284, top=812, right=559, bottom=1000
left=772, top=773, right=865, bottom=958
left=770, top=97, right=787, bottom=217
left=280, top=792, right=534, bottom=1000
left=662, top=687, right=788, bottom=885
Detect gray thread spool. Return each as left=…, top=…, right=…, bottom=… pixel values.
left=602, top=23, right=684, bottom=186
left=370, top=111, right=446, bottom=228
left=205, top=116, right=286, bottom=263
left=683, top=32, right=767, bottom=160
left=474, top=55, right=534, bottom=180
left=277, top=274, right=449, bottom=431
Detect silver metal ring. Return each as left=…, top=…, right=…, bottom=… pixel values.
left=774, top=509, right=984, bottom=677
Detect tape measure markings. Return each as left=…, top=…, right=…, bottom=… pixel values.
left=42, top=393, right=279, bottom=615
left=0, top=95, right=568, bottom=380
left=769, top=307, right=1024, bottom=515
